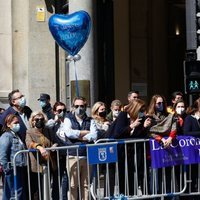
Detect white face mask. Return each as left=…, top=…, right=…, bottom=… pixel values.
left=176, top=107, right=185, bottom=115
left=112, top=110, right=120, bottom=118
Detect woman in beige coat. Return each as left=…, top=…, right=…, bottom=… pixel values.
left=26, top=111, right=57, bottom=200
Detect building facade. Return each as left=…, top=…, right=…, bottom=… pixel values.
left=0, top=0, right=186, bottom=110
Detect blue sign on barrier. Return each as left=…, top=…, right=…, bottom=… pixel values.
left=87, top=144, right=118, bottom=165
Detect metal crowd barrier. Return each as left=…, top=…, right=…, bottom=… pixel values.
left=12, top=139, right=200, bottom=200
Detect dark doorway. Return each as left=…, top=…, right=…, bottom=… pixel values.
left=96, top=0, right=115, bottom=106
left=167, top=0, right=186, bottom=101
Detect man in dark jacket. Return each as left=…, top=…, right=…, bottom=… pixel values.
left=63, top=96, right=98, bottom=200
left=38, top=93, right=54, bottom=120
left=0, top=89, right=32, bottom=143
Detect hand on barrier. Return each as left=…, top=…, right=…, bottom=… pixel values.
left=51, top=143, right=58, bottom=148
left=160, top=137, right=172, bottom=148
left=51, top=143, right=58, bottom=152
left=37, top=146, right=49, bottom=160
left=160, top=138, right=167, bottom=147
left=164, top=137, right=173, bottom=148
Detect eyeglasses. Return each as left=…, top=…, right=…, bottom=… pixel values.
left=74, top=105, right=85, bottom=109
left=56, top=109, right=66, bottom=114
left=13, top=95, right=24, bottom=100
left=34, top=118, right=44, bottom=122
left=156, top=102, right=163, bottom=105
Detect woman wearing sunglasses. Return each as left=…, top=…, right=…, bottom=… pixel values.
left=147, top=94, right=177, bottom=148
left=25, top=111, right=58, bottom=199
left=147, top=95, right=178, bottom=199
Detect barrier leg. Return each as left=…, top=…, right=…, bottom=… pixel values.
left=43, top=165, right=50, bottom=200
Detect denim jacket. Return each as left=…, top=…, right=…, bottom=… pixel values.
left=0, top=131, right=26, bottom=173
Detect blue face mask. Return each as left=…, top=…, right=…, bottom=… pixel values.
left=11, top=123, right=20, bottom=133
left=40, top=101, right=47, bottom=108
left=18, top=97, right=26, bottom=108
left=156, top=103, right=164, bottom=112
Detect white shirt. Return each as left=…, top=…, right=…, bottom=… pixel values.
left=63, top=117, right=98, bottom=142
left=19, top=113, right=30, bottom=129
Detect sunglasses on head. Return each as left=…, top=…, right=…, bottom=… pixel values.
left=56, top=109, right=66, bottom=114
left=74, top=105, right=85, bottom=109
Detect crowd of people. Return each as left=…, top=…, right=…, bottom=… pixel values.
left=0, top=89, right=199, bottom=200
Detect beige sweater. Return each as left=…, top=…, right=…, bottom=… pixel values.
left=25, top=127, right=57, bottom=173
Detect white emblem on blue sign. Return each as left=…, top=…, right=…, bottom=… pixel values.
left=98, top=148, right=107, bottom=161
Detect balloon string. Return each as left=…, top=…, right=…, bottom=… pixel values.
left=74, top=60, right=80, bottom=97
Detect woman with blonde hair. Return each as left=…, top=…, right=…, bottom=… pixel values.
left=25, top=111, right=58, bottom=199
left=91, top=101, right=111, bottom=139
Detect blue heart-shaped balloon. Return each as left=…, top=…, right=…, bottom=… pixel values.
left=49, top=11, right=91, bottom=56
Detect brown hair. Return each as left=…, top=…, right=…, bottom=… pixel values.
left=125, top=99, right=146, bottom=121
left=186, top=98, right=200, bottom=115
left=53, top=101, right=66, bottom=112
left=147, top=94, right=168, bottom=116
left=173, top=99, right=186, bottom=110
left=2, top=114, right=18, bottom=132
